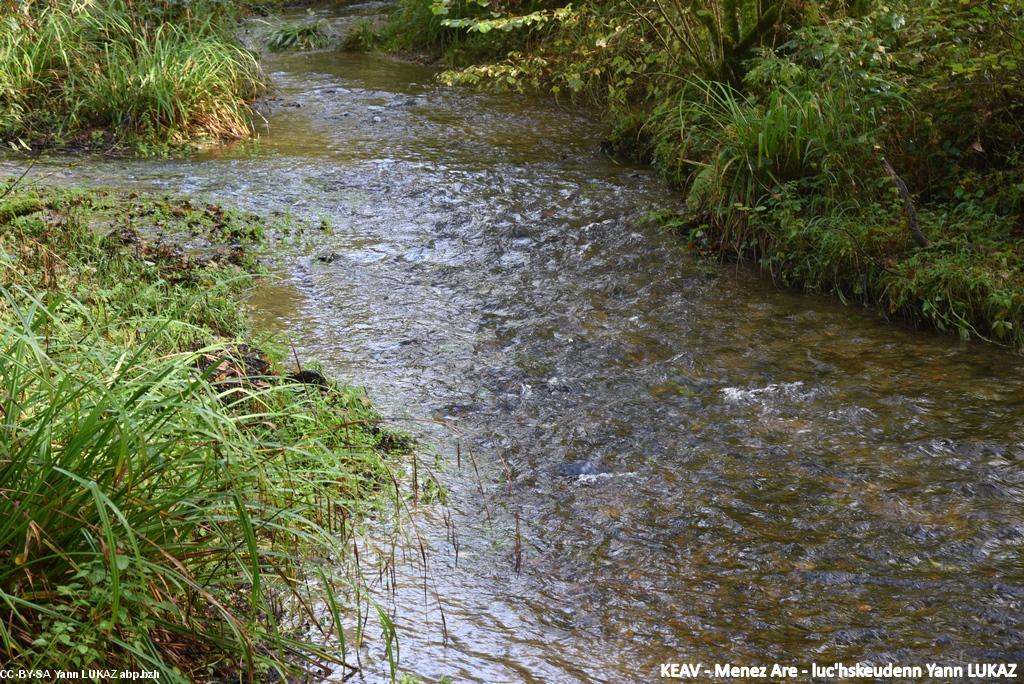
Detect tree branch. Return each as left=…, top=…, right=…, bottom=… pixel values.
left=880, top=156, right=930, bottom=248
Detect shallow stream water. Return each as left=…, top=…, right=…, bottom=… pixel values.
left=6, top=4, right=1024, bottom=681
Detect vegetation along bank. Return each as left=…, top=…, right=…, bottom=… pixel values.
left=0, top=0, right=266, bottom=151
left=362, top=0, right=1024, bottom=350
left=0, top=0, right=1021, bottom=677
left=0, top=185, right=410, bottom=678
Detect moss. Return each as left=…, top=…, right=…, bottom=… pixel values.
left=0, top=192, right=43, bottom=223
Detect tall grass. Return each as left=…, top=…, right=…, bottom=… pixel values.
left=650, top=76, right=892, bottom=209
left=0, top=190, right=405, bottom=676
left=0, top=1, right=264, bottom=146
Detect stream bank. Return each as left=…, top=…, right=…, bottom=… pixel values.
left=0, top=187, right=407, bottom=678
left=370, top=0, right=1024, bottom=352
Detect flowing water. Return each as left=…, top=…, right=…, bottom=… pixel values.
left=7, top=4, right=1024, bottom=681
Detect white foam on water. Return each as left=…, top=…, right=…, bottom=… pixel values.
left=721, top=381, right=811, bottom=404
left=574, top=472, right=638, bottom=487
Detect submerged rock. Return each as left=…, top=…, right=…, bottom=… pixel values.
left=558, top=461, right=604, bottom=477
left=289, top=369, right=329, bottom=388
left=316, top=251, right=339, bottom=263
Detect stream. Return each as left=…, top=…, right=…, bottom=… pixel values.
left=8, top=3, right=1024, bottom=681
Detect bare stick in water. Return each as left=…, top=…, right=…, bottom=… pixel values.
left=514, top=511, right=522, bottom=575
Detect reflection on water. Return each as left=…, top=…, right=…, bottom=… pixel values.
left=5, top=4, right=1023, bottom=681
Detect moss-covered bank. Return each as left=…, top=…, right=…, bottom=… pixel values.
left=0, top=186, right=408, bottom=678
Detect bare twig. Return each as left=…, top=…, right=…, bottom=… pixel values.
left=880, top=156, right=930, bottom=248
left=514, top=511, right=522, bottom=575
left=0, top=151, right=41, bottom=201
left=287, top=336, right=303, bottom=373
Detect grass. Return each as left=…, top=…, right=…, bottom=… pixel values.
left=267, top=22, right=329, bottom=51
left=0, top=187, right=410, bottom=678
left=648, top=79, right=882, bottom=210
left=0, top=0, right=264, bottom=149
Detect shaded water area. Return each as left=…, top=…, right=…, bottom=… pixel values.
left=8, top=4, right=1024, bottom=681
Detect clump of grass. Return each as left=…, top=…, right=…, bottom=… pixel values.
left=0, top=0, right=264, bottom=148
left=650, top=79, right=874, bottom=211
left=342, top=19, right=384, bottom=52
left=0, top=189, right=408, bottom=677
left=266, top=22, right=329, bottom=51
left=644, top=75, right=895, bottom=255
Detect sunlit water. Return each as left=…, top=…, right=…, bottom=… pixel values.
left=4, top=4, right=1023, bottom=681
